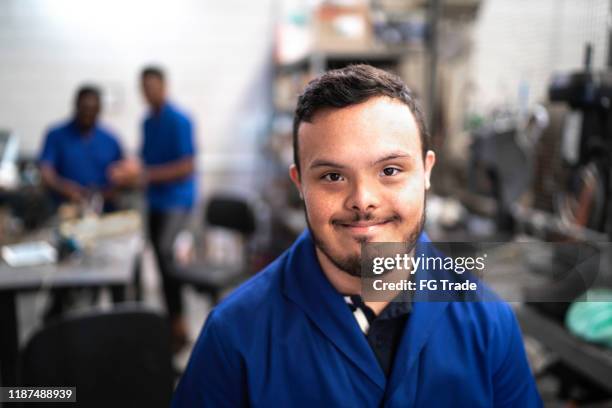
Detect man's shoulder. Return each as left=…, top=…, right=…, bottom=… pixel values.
left=143, top=114, right=153, bottom=126
left=165, top=103, right=192, bottom=125
left=445, top=297, right=519, bottom=351
left=457, top=298, right=515, bottom=325
left=421, top=242, right=517, bottom=329
left=45, top=120, right=72, bottom=139
left=211, top=253, right=289, bottom=324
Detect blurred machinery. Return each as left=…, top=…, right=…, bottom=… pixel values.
left=523, top=44, right=612, bottom=404
left=549, top=44, right=612, bottom=234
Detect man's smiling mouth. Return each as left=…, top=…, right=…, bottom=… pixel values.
left=334, top=218, right=397, bottom=234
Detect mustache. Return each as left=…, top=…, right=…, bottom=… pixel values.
left=331, top=212, right=401, bottom=225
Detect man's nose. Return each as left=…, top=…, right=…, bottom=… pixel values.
left=345, top=177, right=381, bottom=212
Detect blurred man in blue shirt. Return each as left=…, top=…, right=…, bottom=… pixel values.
left=111, top=66, right=196, bottom=352
left=39, top=85, right=123, bottom=211
left=39, top=85, right=124, bottom=320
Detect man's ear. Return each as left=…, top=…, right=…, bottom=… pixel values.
left=289, top=164, right=303, bottom=199
left=423, top=150, right=436, bottom=190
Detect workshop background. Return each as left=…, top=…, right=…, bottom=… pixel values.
left=1, top=0, right=612, bottom=407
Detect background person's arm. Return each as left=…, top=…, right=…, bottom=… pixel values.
left=144, top=156, right=194, bottom=184
left=148, top=113, right=196, bottom=184
left=108, top=156, right=194, bottom=187
left=110, top=115, right=195, bottom=187
left=40, top=163, right=86, bottom=202
left=99, top=135, right=127, bottom=205
left=39, top=129, right=87, bottom=202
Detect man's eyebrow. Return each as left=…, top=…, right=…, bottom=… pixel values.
left=309, top=159, right=347, bottom=169
left=371, top=152, right=413, bottom=165
left=309, top=153, right=414, bottom=169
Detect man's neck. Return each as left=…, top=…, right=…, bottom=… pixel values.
left=315, top=247, right=390, bottom=316
left=151, top=101, right=166, bottom=115
left=74, top=122, right=94, bottom=136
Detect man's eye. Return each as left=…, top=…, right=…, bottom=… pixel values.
left=322, top=173, right=343, bottom=182
left=381, top=167, right=400, bottom=176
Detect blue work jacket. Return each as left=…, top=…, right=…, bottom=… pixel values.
left=173, top=230, right=542, bottom=407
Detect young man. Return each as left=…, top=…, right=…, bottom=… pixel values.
left=110, top=66, right=196, bottom=352
left=39, top=85, right=123, bottom=211
left=172, top=65, right=542, bottom=407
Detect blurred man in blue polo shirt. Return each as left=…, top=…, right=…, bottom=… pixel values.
left=39, top=85, right=123, bottom=212
left=111, top=66, right=196, bottom=352
left=39, top=85, right=124, bottom=321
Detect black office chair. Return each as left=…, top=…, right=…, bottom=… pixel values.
left=173, top=195, right=257, bottom=304
left=19, top=305, right=173, bottom=408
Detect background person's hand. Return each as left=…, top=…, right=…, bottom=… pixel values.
left=109, top=158, right=143, bottom=187
left=61, top=179, right=87, bottom=202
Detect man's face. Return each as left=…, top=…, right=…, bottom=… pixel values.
left=141, top=75, right=165, bottom=108
left=290, top=96, right=435, bottom=277
left=75, top=93, right=100, bottom=130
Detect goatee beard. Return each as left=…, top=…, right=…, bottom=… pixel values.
left=305, top=208, right=426, bottom=278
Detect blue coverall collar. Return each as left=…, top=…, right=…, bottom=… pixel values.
left=281, top=229, right=449, bottom=398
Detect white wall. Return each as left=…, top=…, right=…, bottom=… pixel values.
left=4, top=0, right=609, bottom=191
left=0, top=0, right=274, bottom=193
left=471, top=0, right=610, bottom=113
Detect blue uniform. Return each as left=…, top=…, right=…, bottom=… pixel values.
left=173, top=230, right=542, bottom=407
left=141, top=102, right=196, bottom=211
left=39, top=120, right=123, bottom=192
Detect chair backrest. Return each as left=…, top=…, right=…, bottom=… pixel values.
left=20, top=305, right=173, bottom=408
left=205, top=195, right=256, bottom=236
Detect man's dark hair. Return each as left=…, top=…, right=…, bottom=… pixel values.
left=74, top=85, right=101, bottom=106
left=293, top=64, right=429, bottom=172
left=141, top=65, right=165, bottom=82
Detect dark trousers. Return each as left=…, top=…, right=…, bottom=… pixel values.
left=147, top=210, right=191, bottom=319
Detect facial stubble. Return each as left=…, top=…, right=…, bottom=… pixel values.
left=304, top=199, right=427, bottom=278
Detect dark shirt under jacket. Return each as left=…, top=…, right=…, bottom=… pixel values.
left=345, top=292, right=411, bottom=377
